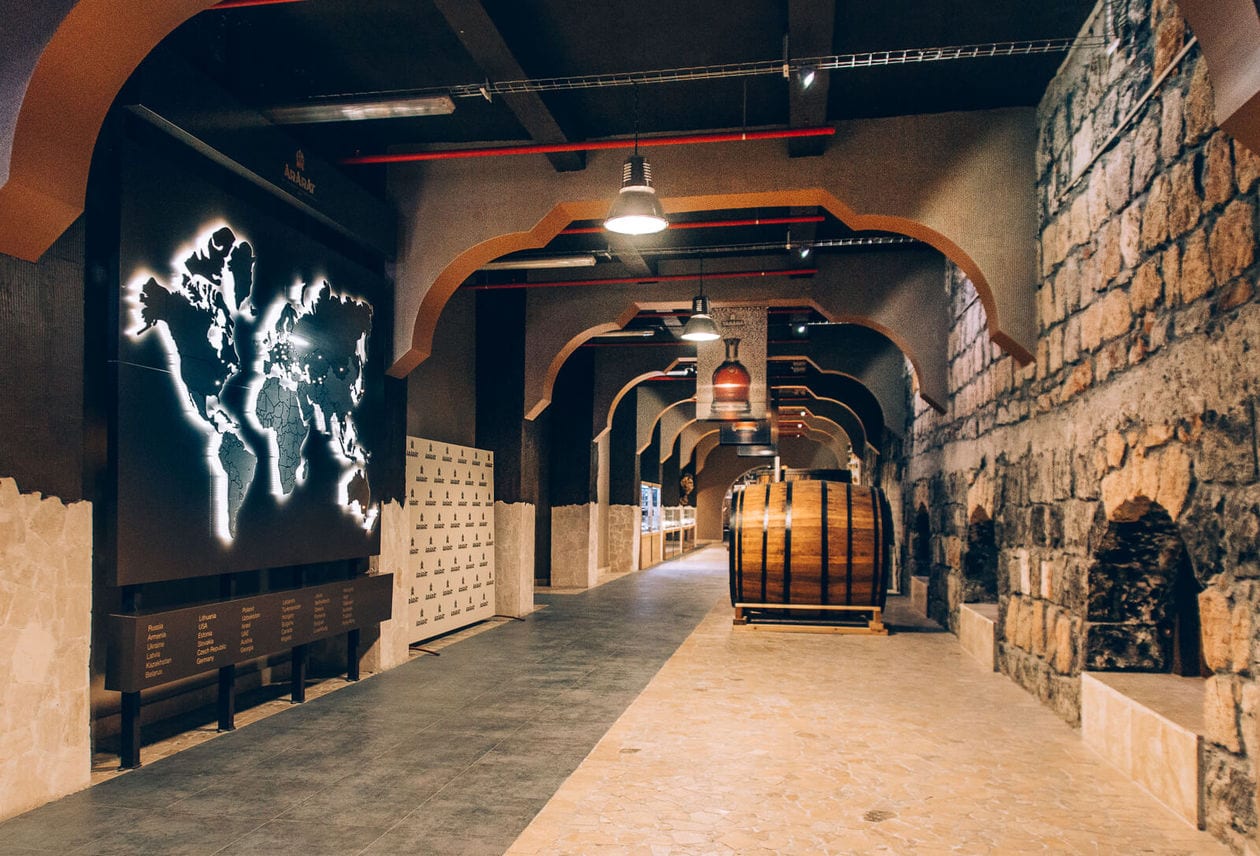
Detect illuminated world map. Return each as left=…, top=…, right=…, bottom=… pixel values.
left=128, top=224, right=377, bottom=541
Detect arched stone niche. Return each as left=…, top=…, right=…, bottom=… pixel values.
left=1083, top=499, right=1205, bottom=676
left=964, top=507, right=1000, bottom=604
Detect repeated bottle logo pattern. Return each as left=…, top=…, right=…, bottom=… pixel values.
left=405, top=437, right=495, bottom=640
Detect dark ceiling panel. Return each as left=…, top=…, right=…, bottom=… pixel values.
left=132, top=0, right=1096, bottom=283
left=825, top=53, right=1075, bottom=119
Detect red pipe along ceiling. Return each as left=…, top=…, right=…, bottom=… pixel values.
left=560, top=215, right=825, bottom=236
left=464, top=267, right=818, bottom=291
left=213, top=0, right=306, bottom=9
left=340, top=127, right=835, bottom=165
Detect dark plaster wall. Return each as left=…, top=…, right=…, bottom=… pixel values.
left=0, top=221, right=85, bottom=501
left=407, top=287, right=475, bottom=446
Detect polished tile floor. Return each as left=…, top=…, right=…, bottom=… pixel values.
left=0, top=553, right=725, bottom=855
left=0, top=546, right=1231, bottom=854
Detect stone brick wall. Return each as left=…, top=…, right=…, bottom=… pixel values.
left=900, top=1, right=1260, bottom=848
left=0, top=479, right=92, bottom=822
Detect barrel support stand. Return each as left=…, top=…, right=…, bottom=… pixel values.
left=733, top=602, right=888, bottom=635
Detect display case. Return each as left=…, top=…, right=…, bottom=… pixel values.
left=639, top=482, right=663, bottom=568
left=640, top=482, right=661, bottom=532
left=662, top=506, right=698, bottom=559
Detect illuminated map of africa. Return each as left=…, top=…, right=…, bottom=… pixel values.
left=129, top=224, right=376, bottom=541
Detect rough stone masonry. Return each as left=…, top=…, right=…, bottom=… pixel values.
left=897, top=1, right=1260, bottom=850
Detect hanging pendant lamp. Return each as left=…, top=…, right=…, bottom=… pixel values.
left=605, top=87, right=668, bottom=236
left=712, top=337, right=752, bottom=415
left=604, top=156, right=668, bottom=235
left=681, top=259, right=720, bottom=342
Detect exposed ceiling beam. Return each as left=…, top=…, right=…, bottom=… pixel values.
left=606, top=234, right=657, bottom=278
left=788, top=0, right=836, bottom=157
left=432, top=0, right=585, bottom=172
left=786, top=205, right=819, bottom=257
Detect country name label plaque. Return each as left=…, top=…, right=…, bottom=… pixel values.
left=106, top=574, right=393, bottom=693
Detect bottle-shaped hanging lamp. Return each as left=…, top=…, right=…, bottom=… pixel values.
left=711, top=337, right=752, bottom=415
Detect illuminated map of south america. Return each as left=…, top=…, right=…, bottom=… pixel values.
left=129, top=224, right=377, bottom=541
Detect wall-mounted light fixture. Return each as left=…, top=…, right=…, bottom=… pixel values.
left=267, top=94, right=456, bottom=124
left=480, top=254, right=596, bottom=271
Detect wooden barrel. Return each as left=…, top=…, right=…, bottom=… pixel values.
left=729, top=480, right=890, bottom=609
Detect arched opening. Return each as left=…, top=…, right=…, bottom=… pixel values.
left=1084, top=501, right=1206, bottom=676
left=963, top=508, right=998, bottom=603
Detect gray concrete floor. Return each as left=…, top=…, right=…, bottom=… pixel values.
left=0, top=554, right=728, bottom=855
left=6, top=548, right=1218, bottom=856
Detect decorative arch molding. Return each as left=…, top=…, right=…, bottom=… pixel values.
left=3, top=8, right=1037, bottom=417
left=590, top=345, right=693, bottom=442
left=1180, top=0, right=1260, bottom=156
left=0, top=0, right=217, bottom=261
left=773, top=387, right=871, bottom=457
left=635, top=384, right=694, bottom=455
left=772, top=359, right=891, bottom=440
left=798, top=411, right=852, bottom=457
left=391, top=109, right=1038, bottom=374
left=691, top=429, right=721, bottom=474
left=655, top=404, right=697, bottom=464
left=770, top=323, right=910, bottom=430
left=806, top=428, right=849, bottom=466
left=522, top=250, right=943, bottom=421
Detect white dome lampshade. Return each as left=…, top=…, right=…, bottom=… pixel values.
left=604, top=155, right=668, bottom=235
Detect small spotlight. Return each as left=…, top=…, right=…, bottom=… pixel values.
left=799, top=67, right=817, bottom=89
left=794, top=324, right=807, bottom=335
left=798, top=245, right=812, bottom=260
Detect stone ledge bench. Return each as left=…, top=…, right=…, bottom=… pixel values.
left=910, top=575, right=930, bottom=617
left=959, top=602, right=998, bottom=671
left=1080, top=672, right=1205, bottom=829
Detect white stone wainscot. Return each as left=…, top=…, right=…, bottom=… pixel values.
left=550, top=503, right=599, bottom=589
left=1081, top=672, right=1205, bottom=829
left=495, top=501, right=535, bottom=616
left=606, top=504, right=640, bottom=575
left=958, top=602, right=998, bottom=671
left=363, top=500, right=412, bottom=672
left=0, top=478, right=92, bottom=822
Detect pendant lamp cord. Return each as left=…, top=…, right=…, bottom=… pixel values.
left=633, top=84, right=640, bottom=156
left=698, top=257, right=705, bottom=298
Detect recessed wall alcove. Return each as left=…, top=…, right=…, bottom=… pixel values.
left=1084, top=499, right=1206, bottom=676
left=963, top=508, right=999, bottom=604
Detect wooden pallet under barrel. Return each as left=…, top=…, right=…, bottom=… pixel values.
left=729, top=478, right=891, bottom=635
left=733, top=602, right=887, bottom=634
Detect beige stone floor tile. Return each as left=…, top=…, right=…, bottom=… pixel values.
left=506, top=573, right=1231, bottom=856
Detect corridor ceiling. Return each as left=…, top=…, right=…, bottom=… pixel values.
left=127, top=0, right=1096, bottom=399
left=157, top=0, right=1096, bottom=166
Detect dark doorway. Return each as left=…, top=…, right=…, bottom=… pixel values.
left=963, top=510, right=998, bottom=602
left=1084, top=501, right=1205, bottom=675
